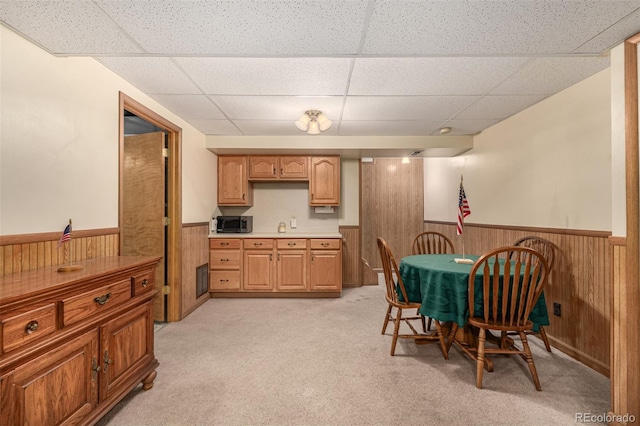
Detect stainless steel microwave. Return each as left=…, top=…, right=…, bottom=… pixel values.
left=216, top=216, right=253, bottom=233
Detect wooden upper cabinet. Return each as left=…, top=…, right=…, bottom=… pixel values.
left=218, top=156, right=253, bottom=206
left=249, top=155, right=309, bottom=181
left=309, top=156, right=340, bottom=206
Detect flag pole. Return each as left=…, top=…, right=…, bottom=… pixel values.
left=57, top=218, right=83, bottom=272
left=68, top=218, right=73, bottom=268
left=455, top=175, right=474, bottom=264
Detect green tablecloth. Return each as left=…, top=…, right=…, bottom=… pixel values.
left=398, top=254, right=550, bottom=329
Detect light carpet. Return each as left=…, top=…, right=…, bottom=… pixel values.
left=97, top=284, right=609, bottom=426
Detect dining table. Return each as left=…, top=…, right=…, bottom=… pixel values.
left=398, top=253, right=550, bottom=370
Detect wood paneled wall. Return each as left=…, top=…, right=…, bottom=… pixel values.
left=426, top=221, right=611, bottom=375
left=339, top=226, right=360, bottom=287
left=181, top=223, right=210, bottom=318
left=0, top=228, right=120, bottom=276
left=361, top=158, right=424, bottom=285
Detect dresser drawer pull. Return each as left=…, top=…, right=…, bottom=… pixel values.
left=141, top=279, right=149, bottom=287
left=288, top=242, right=296, bottom=246
left=221, top=242, right=229, bottom=246
left=321, top=242, right=330, bottom=247
left=254, top=242, right=262, bottom=246
left=94, top=293, right=112, bottom=306
left=220, top=279, right=229, bottom=283
left=25, top=320, right=39, bottom=334
left=220, top=258, right=229, bottom=262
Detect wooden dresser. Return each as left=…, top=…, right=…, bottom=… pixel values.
left=0, top=256, right=161, bottom=426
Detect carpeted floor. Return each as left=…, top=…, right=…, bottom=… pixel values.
left=97, top=284, right=609, bottom=426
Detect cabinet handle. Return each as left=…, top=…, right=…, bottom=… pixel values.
left=278, top=253, right=281, bottom=261
left=94, top=293, right=111, bottom=306
left=141, top=279, right=149, bottom=287
left=311, top=193, right=314, bottom=199
left=288, top=242, right=296, bottom=246
left=220, top=258, right=229, bottom=262
left=220, top=279, right=229, bottom=283
left=312, top=254, right=315, bottom=262
left=242, top=193, right=245, bottom=200
left=103, top=351, right=113, bottom=373
left=321, top=242, right=329, bottom=247
left=273, top=167, right=276, bottom=175
left=221, top=242, right=229, bottom=246
left=280, top=168, right=283, bottom=174
left=25, top=320, right=39, bottom=334
left=269, top=254, right=272, bottom=261
left=254, top=242, right=262, bottom=246
left=92, top=358, right=101, bottom=380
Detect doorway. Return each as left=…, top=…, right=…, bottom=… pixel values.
left=119, top=92, right=182, bottom=322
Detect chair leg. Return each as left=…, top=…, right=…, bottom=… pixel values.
left=446, top=323, right=459, bottom=352
left=427, top=317, right=433, bottom=331
left=382, top=304, right=392, bottom=335
left=539, top=326, right=552, bottom=352
left=519, top=331, right=542, bottom=391
left=476, top=328, right=486, bottom=389
left=419, top=312, right=426, bottom=332
left=390, top=308, right=402, bottom=356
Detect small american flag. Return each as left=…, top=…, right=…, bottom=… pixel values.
left=456, top=181, right=471, bottom=236
left=58, top=223, right=72, bottom=247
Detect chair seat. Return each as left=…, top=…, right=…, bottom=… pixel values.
left=468, top=317, right=535, bottom=332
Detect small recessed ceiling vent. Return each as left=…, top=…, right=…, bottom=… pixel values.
left=409, top=150, right=423, bottom=156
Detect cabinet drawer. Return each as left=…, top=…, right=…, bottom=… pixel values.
left=209, top=271, right=241, bottom=290
left=132, top=272, right=154, bottom=296
left=277, top=239, right=308, bottom=249
left=243, top=239, right=274, bottom=249
left=209, top=239, right=241, bottom=249
left=1, top=303, right=57, bottom=353
left=310, top=239, right=341, bottom=250
left=62, top=280, right=132, bottom=327
left=210, top=250, right=241, bottom=269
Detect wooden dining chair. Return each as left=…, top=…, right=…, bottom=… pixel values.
left=377, top=237, right=448, bottom=359
left=511, top=236, right=555, bottom=352
left=411, top=231, right=455, bottom=332
left=450, top=246, right=549, bottom=390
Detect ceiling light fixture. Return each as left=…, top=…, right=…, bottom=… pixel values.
left=439, top=127, right=452, bottom=134
left=295, top=110, right=332, bottom=135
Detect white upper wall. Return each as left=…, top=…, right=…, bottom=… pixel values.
left=424, top=67, right=612, bottom=232
left=0, top=26, right=217, bottom=235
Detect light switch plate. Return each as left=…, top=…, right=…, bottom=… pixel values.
left=290, top=218, right=297, bottom=228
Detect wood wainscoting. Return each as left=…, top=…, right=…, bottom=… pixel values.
left=425, top=221, right=611, bottom=376
left=339, top=226, right=360, bottom=287
left=181, top=223, right=210, bottom=318
left=0, top=228, right=120, bottom=276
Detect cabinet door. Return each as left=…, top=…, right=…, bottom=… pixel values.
left=310, top=156, right=340, bottom=206
left=310, top=250, right=342, bottom=291
left=100, top=304, right=153, bottom=401
left=279, top=156, right=309, bottom=180
left=218, top=156, right=252, bottom=205
left=243, top=250, right=274, bottom=291
left=8, top=330, right=99, bottom=425
left=277, top=250, right=308, bottom=291
left=249, top=156, right=278, bottom=179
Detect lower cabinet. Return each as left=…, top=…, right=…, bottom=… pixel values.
left=0, top=256, right=161, bottom=426
left=210, top=237, right=341, bottom=296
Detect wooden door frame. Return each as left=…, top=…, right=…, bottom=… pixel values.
left=119, top=92, right=182, bottom=322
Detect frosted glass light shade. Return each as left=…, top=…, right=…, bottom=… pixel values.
left=307, top=120, right=320, bottom=135
left=295, top=114, right=310, bottom=131
left=317, top=113, right=332, bottom=131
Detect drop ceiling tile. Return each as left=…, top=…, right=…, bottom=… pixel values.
left=436, top=119, right=502, bottom=136
left=149, top=95, right=226, bottom=120
left=343, top=96, right=479, bottom=121
left=186, top=119, right=241, bottom=136
left=363, top=1, right=640, bottom=55
left=175, top=58, right=352, bottom=95
left=210, top=96, right=344, bottom=120
left=574, top=8, right=640, bottom=53
left=0, top=1, right=143, bottom=54
left=96, top=0, right=368, bottom=55
left=97, top=57, right=201, bottom=94
left=339, top=120, right=444, bottom=136
left=455, top=95, right=547, bottom=120
left=349, top=57, right=529, bottom=96
left=235, top=120, right=339, bottom=136
left=491, top=57, right=610, bottom=95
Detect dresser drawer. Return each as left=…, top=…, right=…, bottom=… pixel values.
left=132, top=271, right=154, bottom=296
left=209, top=271, right=241, bottom=290
left=1, top=303, right=57, bottom=353
left=243, top=239, right=274, bottom=249
left=210, top=250, right=241, bottom=269
left=62, top=280, right=132, bottom=327
left=310, top=239, right=341, bottom=250
left=209, top=239, right=241, bottom=249
left=277, top=239, right=308, bottom=249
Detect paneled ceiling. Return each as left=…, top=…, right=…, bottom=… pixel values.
left=1, top=1, right=639, bottom=138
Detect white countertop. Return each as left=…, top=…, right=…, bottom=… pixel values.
left=209, top=231, right=342, bottom=239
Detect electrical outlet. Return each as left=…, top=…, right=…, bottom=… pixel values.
left=553, top=302, right=561, bottom=317
left=290, top=218, right=297, bottom=229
